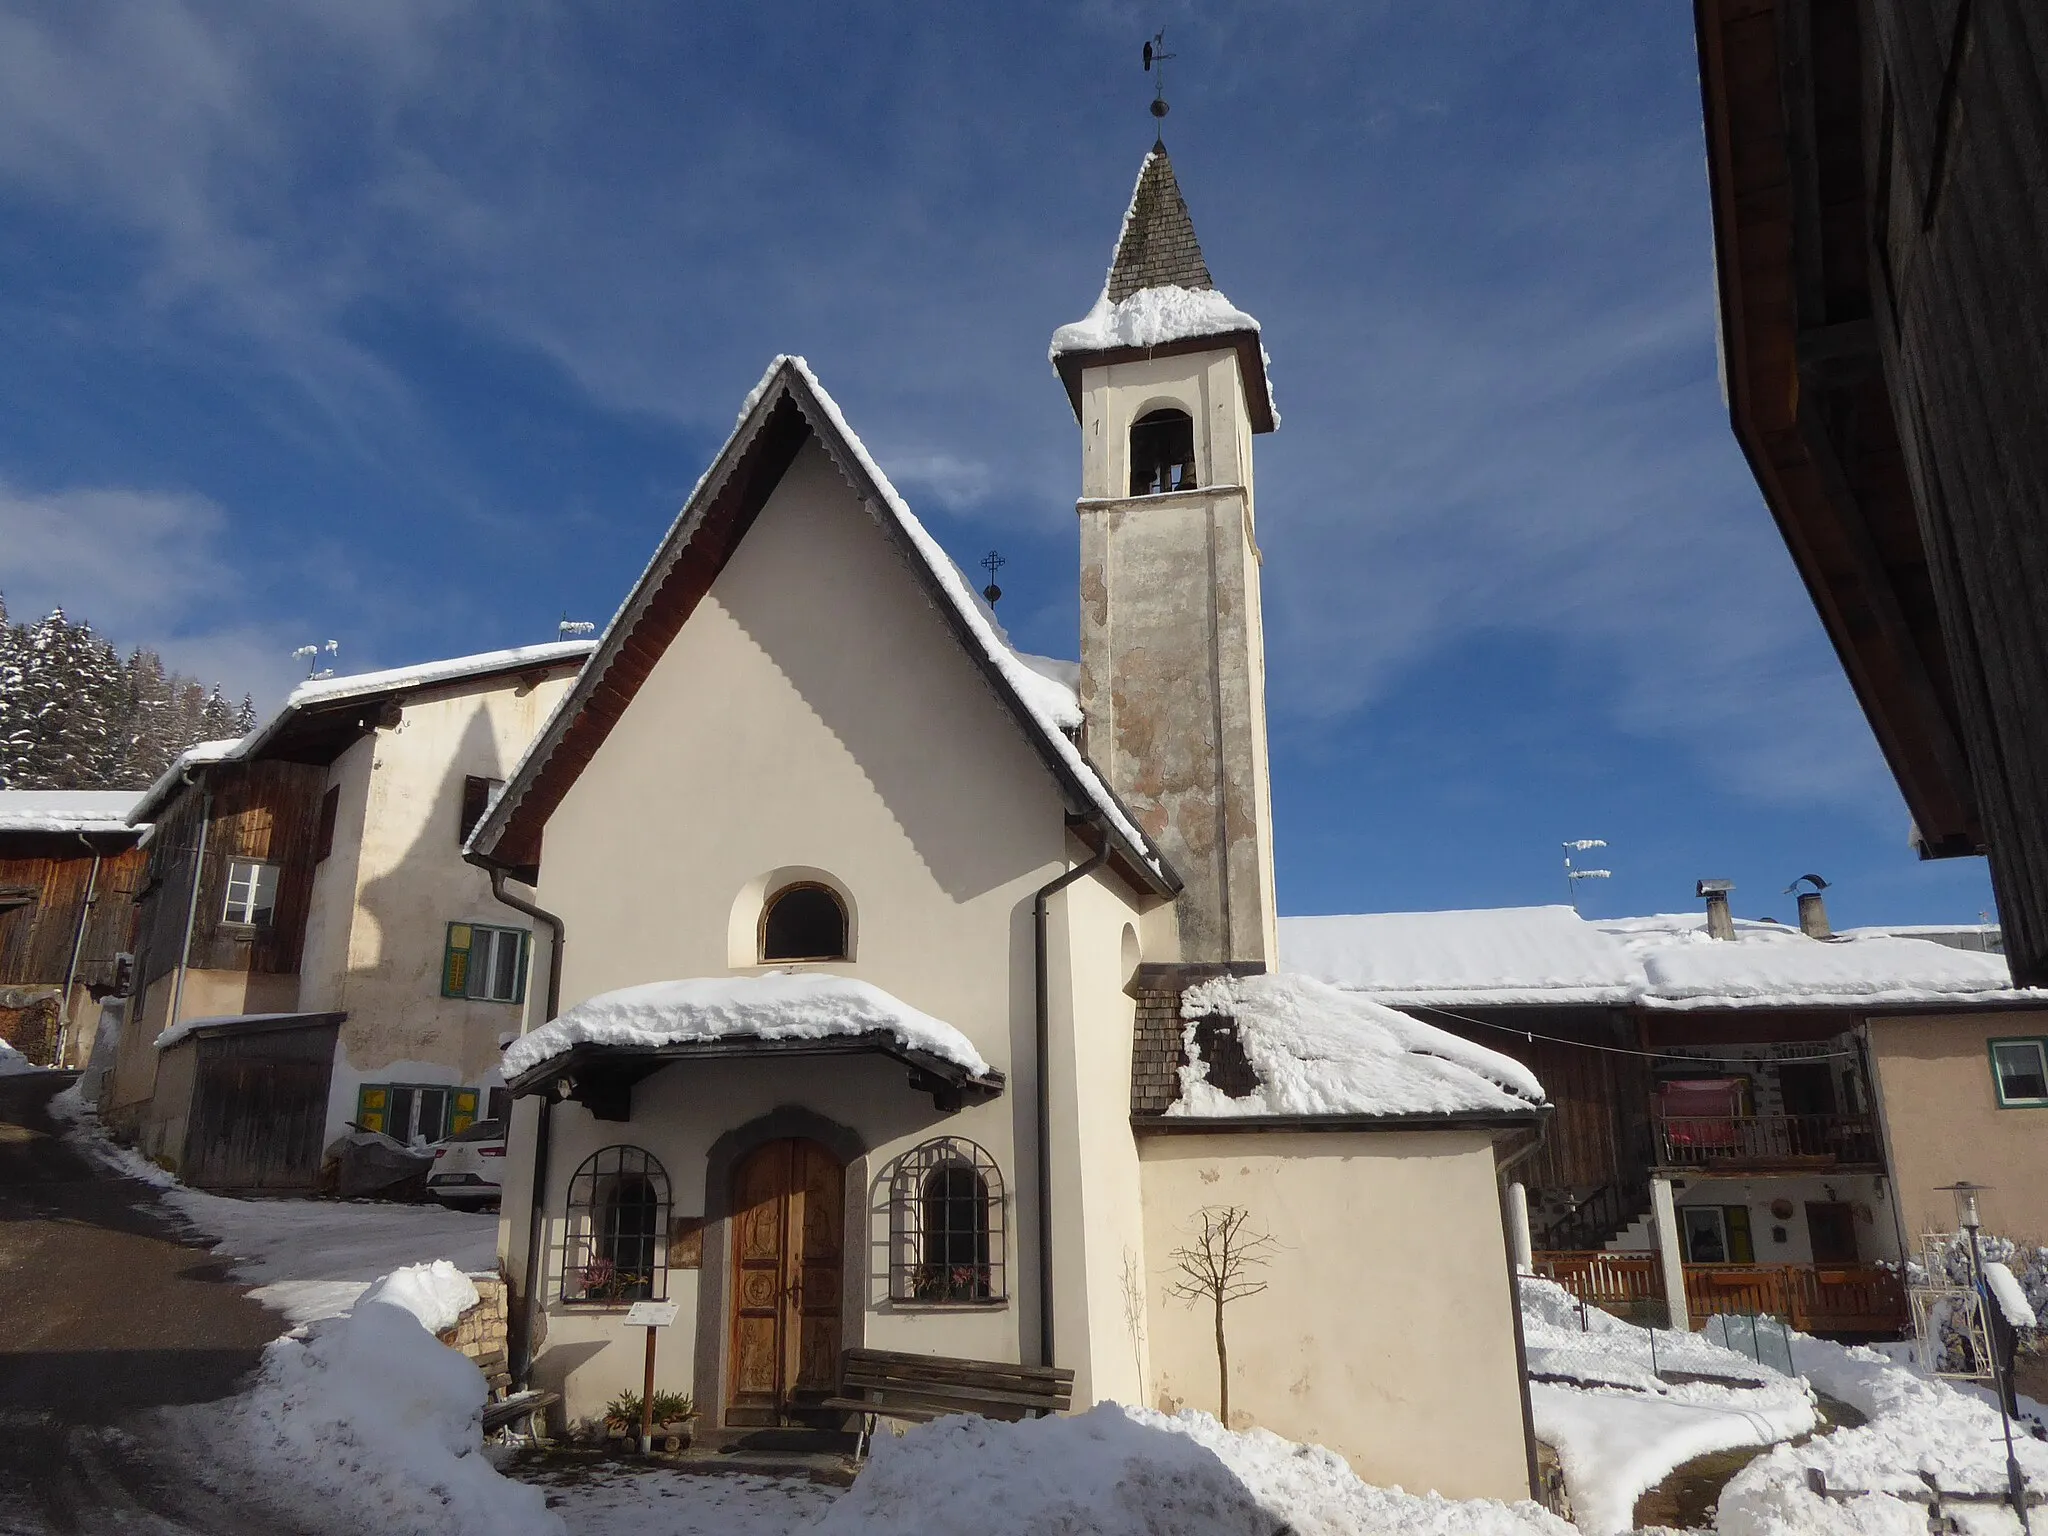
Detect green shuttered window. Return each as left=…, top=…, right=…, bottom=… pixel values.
left=441, top=921, right=528, bottom=1003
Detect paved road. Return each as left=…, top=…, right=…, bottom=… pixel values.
left=0, top=1072, right=316, bottom=1534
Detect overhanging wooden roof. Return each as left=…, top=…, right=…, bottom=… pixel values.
left=1695, top=0, right=1981, bottom=858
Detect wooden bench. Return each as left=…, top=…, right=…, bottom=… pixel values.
left=821, top=1348, right=1074, bottom=1456
left=481, top=1388, right=561, bottom=1442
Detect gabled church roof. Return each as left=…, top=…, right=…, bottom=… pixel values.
left=466, top=356, right=1178, bottom=900
left=1105, top=146, right=1215, bottom=303
left=1050, top=145, right=1277, bottom=434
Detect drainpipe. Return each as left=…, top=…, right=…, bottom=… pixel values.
left=165, top=774, right=214, bottom=1042
left=55, top=833, right=104, bottom=1066
left=487, top=866, right=566, bottom=1391
left=1031, top=817, right=1109, bottom=1370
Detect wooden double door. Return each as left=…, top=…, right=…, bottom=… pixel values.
left=727, top=1138, right=845, bottom=1426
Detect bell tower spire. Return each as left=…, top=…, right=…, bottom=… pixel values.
left=1048, top=145, right=1279, bottom=967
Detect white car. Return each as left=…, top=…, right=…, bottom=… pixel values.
left=426, top=1118, right=507, bottom=1208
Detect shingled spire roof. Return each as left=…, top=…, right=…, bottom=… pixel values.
left=1105, top=146, right=1214, bottom=302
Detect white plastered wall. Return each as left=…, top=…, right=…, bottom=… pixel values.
left=1138, top=1129, right=1531, bottom=1503
left=514, top=438, right=1152, bottom=1423
left=300, top=667, right=578, bottom=1142
left=1669, top=1172, right=1902, bottom=1265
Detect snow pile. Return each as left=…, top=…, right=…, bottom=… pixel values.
left=0, top=788, right=145, bottom=832
left=0, top=1038, right=41, bottom=1075
left=1050, top=284, right=1261, bottom=358
left=1986, top=1262, right=2040, bottom=1330
left=1623, top=922, right=2018, bottom=1008
left=1280, top=906, right=1641, bottom=1006
left=1170, top=971, right=1545, bottom=1119
left=1010, top=651, right=1083, bottom=733
left=815, top=1402, right=1569, bottom=1536
left=1518, top=1279, right=1814, bottom=1535
left=1716, top=1325, right=2048, bottom=1533
left=194, top=1261, right=562, bottom=1536
left=503, top=972, right=991, bottom=1080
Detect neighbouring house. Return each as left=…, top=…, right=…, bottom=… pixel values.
left=1282, top=886, right=2048, bottom=1335
left=0, top=790, right=148, bottom=1067
left=1695, top=0, right=2048, bottom=988
left=463, top=144, right=1548, bottom=1502
left=100, top=641, right=592, bottom=1190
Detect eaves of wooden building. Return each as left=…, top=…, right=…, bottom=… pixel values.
left=0, top=807, right=148, bottom=1067
left=1696, top=0, right=2048, bottom=986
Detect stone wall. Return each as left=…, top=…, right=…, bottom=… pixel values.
left=437, top=1273, right=512, bottom=1398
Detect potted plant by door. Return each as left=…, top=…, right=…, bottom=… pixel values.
left=602, top=1391, right=697, bottom=1453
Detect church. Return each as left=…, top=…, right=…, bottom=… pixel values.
left=465, top=143, right=1549, bottom=1502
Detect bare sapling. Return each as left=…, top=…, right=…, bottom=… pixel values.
left=1166, top=1205, right=1275, bottom=1425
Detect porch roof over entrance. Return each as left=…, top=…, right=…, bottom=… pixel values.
left=501, top=973, right=1005, bottom=1118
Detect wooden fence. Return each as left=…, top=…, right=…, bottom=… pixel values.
left=1534, top=1252, right=1907, bottom=1334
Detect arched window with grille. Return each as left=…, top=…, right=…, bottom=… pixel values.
left=563, top=1145, right=671, bottom=1304
left=759, top=881, right=850, bottom=962
left=1129, top=407, right=1198, bottom=496
left=889, top=1137, right=1005, bottom=1304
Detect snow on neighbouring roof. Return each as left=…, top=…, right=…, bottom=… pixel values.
left=1169, top=971, right=1547, bottom=1120
left=279, top=640, right=595, bottom=713
left=1280, top=906, right=1642, bottom=1007
left=502, top=972, right=991, bottom=1081
left=1280, top=905, right=2040, bottom=1013
left=129, top=737, right=245, bottom=824
left=0, top=790, right=147, bottom=834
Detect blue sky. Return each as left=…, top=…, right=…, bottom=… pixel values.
left=0, top=2, right=1998, bottom=930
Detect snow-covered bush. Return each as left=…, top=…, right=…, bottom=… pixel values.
left=1907, top=1231, right=2047, bottom=1370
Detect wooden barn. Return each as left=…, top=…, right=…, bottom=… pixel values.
left=0, top=791, right=148, bottom=1067
left=1697, top=0, right=2048, bottom=987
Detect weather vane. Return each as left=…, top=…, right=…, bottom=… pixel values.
left=980, top=550, right=1006, bottom=607
left=1142, top=28, right=1175, bottom=138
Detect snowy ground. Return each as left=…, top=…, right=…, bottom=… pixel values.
left=531, top=1469, right=839, bottom=1536
left=52, top=1081, right=497, bottom=1323
left=1520, top=1280, right=1816, bottom=1535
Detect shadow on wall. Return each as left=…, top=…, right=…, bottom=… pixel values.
left=345, top=702, right=520, bottom=1087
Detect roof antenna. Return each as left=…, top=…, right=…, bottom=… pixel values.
left=980, top=549, right=1006, bottom=607
left=1142, top=28, right=1174, bottom=142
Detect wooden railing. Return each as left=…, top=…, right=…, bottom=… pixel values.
left=1653, top=1111, right=1882, bottom=1170
left=1533, top=1253, right=1908, bottom=1335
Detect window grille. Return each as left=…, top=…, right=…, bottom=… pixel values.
left=562, top=1145, right=671, bottom=1304
left=889, top=1137, right=1005, bottom=1304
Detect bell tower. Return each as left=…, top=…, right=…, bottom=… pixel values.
left=1050, top=145, right=1279, bottom=966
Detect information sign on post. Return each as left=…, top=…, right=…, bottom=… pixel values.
left=623, top=1300, right=680, bottom=1452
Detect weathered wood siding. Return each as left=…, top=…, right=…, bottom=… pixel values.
left=132, top=762, right=326, bottom=992
left=179, top=1018, right=340, bottom=1190
left=0, top=841, right=147, bottom=988
left=1860, top=0, right=2048, bottom=987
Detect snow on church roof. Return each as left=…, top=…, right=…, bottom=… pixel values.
left=1279, top=906, right=2039, bottom=1013
left=1170, top=971, right=1548, bottom=1119
left=502, top=972, right=990, bottom=1081
left=1050, top=146, right=1263, bottom=361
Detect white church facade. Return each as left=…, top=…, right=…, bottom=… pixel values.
left=468, top=146, right=1548, bottom=1502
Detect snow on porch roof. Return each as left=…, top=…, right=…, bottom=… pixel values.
left=502, top=972, right=999, bottom=1093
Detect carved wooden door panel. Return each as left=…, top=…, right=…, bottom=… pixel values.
left=726, top=1138, right=845, bottom=1425
left=789, top=1139, right=844, bottom=1405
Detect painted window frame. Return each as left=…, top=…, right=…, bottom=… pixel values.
left=221, top=858, right=281, bottom=926
left=354, top=1082, right=479, bottom=1143
left=1987, top=1036, right=2048, bottom=1108
left=441, top=921, right=529, bottom=1003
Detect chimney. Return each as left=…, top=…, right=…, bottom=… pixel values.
left=1790, top=873, right=1832, bottom=939
left=1697, top=879, right=1736, bottom=941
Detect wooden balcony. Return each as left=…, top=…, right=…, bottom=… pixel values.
left=1533, top=1252, right=1908, bottom=1336
left=1652, top=1110, right=1882, bottom=1173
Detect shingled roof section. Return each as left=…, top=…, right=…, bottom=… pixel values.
left=1105, top=146, right=1214, bottom=303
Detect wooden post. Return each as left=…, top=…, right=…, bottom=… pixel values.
left=640, top=1324, right=657, bottom=1455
